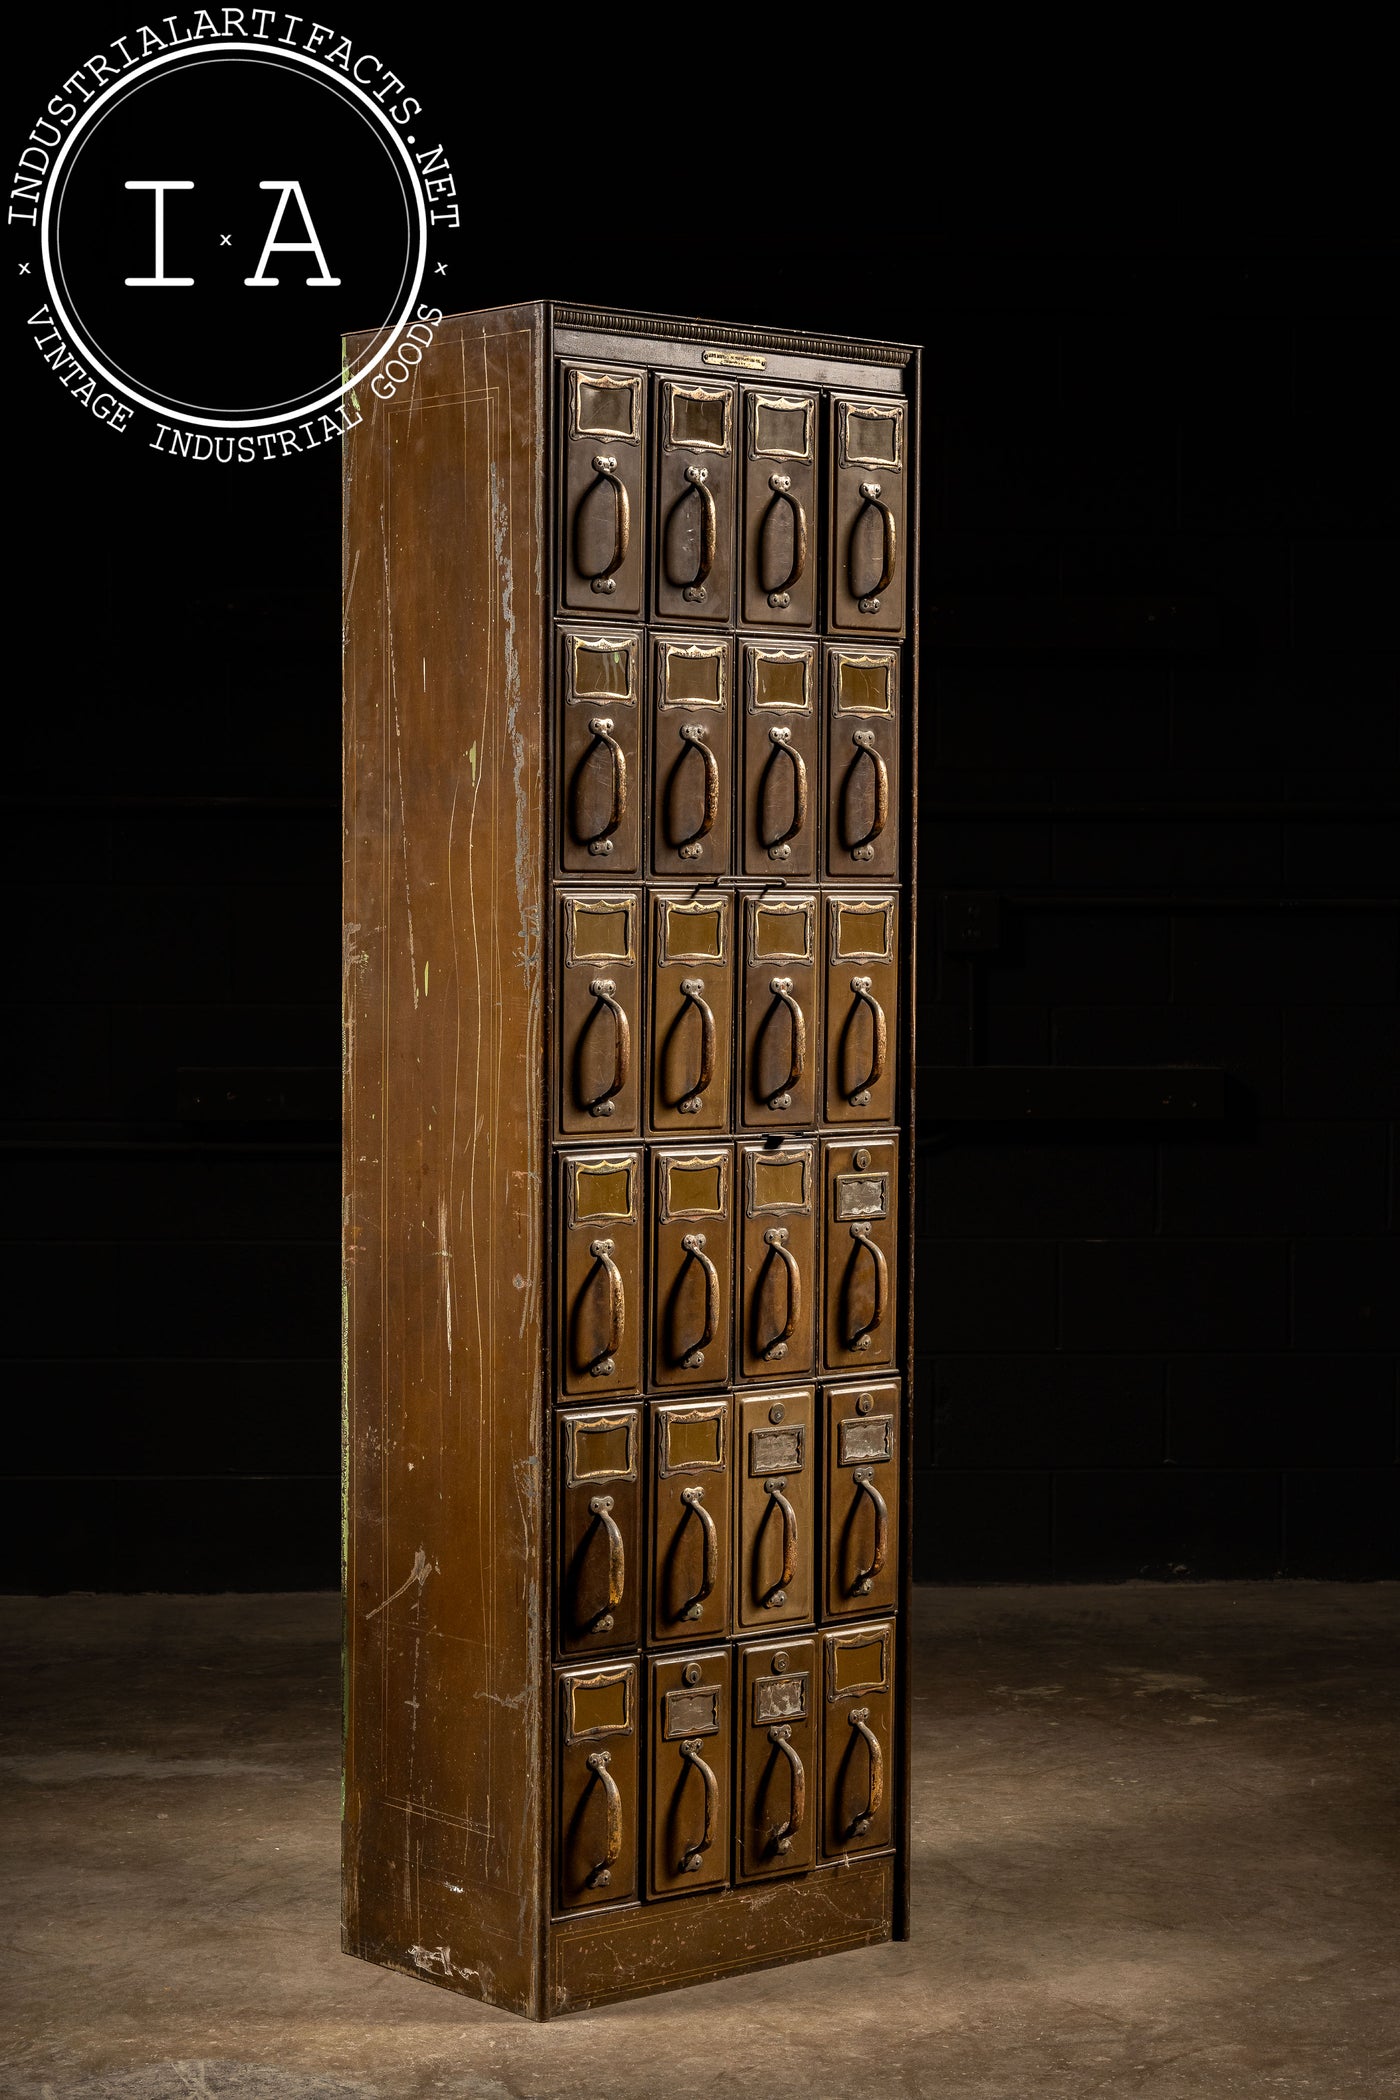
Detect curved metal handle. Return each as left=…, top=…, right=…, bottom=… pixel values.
left=587, top=1237, right=625, bottom=1372
left=678, top=1484, right=717, bottom=1617
left=768, top=1724, right=806, bottom=1854
left=763, top=1476, right=798, bottom=1594
left=584, top=716, right=628, bottom=850
left=764, top=725, right=808, bottom=858
left=676, top=724, right=719, bottom=857
left=679, top=1738, right=718, bottom=1870
left=851, top=1467, right=889, bottom=1595
left=683, top=464, right=716, bottom=592
left=847, top=1707, right=884, bottom=1838
left=588, top=1493, right=625, bottom=1613
left=761, top=1225, right=801, bottom=1361
left=587, top=979, right=630, bottom=1116
left=765, top=472, right=808, bottom=605
left=855, top=480, right=897, bottom=608
left=766, top=975, right=806, bottom=1110
left=847, top=975, right=887, bottom=1104
left=678, top=978, right=716, bottom=1116
left=849, top=728, right=889, bottom=855
left=679, top=1232, right=719, bottom=1367
left=584, top=1748, right=623, bottom=1885
left=848, top=1222, right=887, bottom=1351
left=582, top=454, right=630, bottom=592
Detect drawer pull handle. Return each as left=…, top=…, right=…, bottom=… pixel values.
left=588, top=1493, right=625, bottom=1622
left=676, top=724, right=720, bottom=859
left=582, top=454, right=630, bottom=594
left=586, top=979, right=630, bottom=1116
left=848, top=1221, right=887, bottom=1352
left=847, top=975, right=887, bottom=1106
left=848, top=729, right=889, bottom=859
left=765, top=725, right=808, bottom=859
left=768, top=1724, right=806, bottom=1853
left=677, top=978, right=716, bottom=1116
left=584, top=716, right=628, bottom=853
left=764, top=472, right=808, bottom=608
left=854, top=480, right=897, bottom=613
left=587, top=1237, right=625, bottom=1375
left=762, top=1475, right=798, bottom=1604
left=679, top=1737, right=719, bottom=1871
left=584, top=1748, right=623, bottom=1886
left=851, top=1466, right=889, bottom=1595
left=767, top=976, right=806, bottom=1110
left=679, top=1233, right=719, bottom=1370
left=847, top=1706, right=884, bottom=1838
left=681, top=464, right=717, bottom=601
left=678, top=1484, right=717, bottom=1619
left=761, top=1226, right=801, bottom=1361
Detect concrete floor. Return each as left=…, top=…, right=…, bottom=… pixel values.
left=0, top=1587, right=1396, bottom=2100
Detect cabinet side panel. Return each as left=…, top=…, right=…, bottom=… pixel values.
left=343, top=305, right=547, bottom=2016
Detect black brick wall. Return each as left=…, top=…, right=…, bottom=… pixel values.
left=2, top=200, right=1395, bottom=1585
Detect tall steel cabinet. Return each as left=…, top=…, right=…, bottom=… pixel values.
left=342, top=301, right=919, bottom=2017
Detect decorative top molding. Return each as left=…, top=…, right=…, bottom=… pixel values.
left=553, top=306, right=913, bottom=370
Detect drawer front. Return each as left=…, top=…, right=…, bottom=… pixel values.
left=820, top=1623, right=894, bottom=1860
left=741, top=386, right=818, bottom=630
left=740, top=640, right=818, bottom=879
left=736, top=1636, right=818, bottom=1882
left=648, top=1649, right=732, bottom=1897
left=735, top=1388, right=814, bottom=1632
left=558, top=1150, right=643, bottom=1398
left=823, top=1139, right=899, bottom=1374
left=557, top=890, right=642, bottom=1137
left=556, top=1406, right=642, bottom=1656
left=738, top=1141, right=816, bottom=1381
left=741, top=893, right=819, bottom=1131
left=828, top=394, right=907, bottom=634
left=824, top=646, right=900, bottom=881
left=824, top=893, right=898, bottom=1126
left=823, top=1379, right=900, bottom=1619
left=651, top=1145, right=733, bottom=1390
left=561, top=363, right=646, bottom=614
left=649, top=893, right=734, bottom=1136
left=653, top=375, right=737, bottom=625
left=559, top=628, right=642, bottom=872
left=650, top=1396, right=732, bottom=1645
left=556, top=1661, right=639, bottom=1912
left=651, top=635, right=733, bottom=877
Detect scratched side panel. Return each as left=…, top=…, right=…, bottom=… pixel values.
left=343, top=304, right=547, bottom=2017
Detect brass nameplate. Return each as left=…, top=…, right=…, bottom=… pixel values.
left=750, top=1424, right=804, bottom=1476
left=835, top=1171, right=887, bottom=1221
left=703, top=349, right=765, bottom=370
left=568, top=1667, right=633, bottom=1741
left=839, top=1414, right=893, bottom=1467
left=754, top=1673, right=807, bottom=1726
left=664, top=1684, right=720, bottom=1739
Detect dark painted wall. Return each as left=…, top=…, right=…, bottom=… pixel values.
left=2, top=154, right=1395, bottom=1587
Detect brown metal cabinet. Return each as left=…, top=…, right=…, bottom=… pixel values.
left=556, top=1407, right=642, bottom=1656
left=649, top=1651, right=732, bottom=1897
left=738, top=1140, right=818, bottom=1380
left=649, top=893, right=733, bottom=1135
left=735, top=1388, right=815, bottom=1631
left=740, top=639, right=819, bottom=878
left=823, top=1139, right=900, bottom=1374
left=825, top=646, right=900, bottom=881
left=824, top=893, right=899, bottom=1126
left=654, top=375, right=737, bottom=625
left=344, top=302, right=917, bottom=2019
left=824, top=1381, right=900, bottom=1620
left=829, top=394, right=907, bottom=634
left=650, top=1397, right=732, bottom=1646
left=559, top=628, right=642, bottom=872
left=651, top=635, right=733, bottom=877
left=737, top=1636, right=819, bottom=1881
left=821, top=1624, right=895, bottom=1858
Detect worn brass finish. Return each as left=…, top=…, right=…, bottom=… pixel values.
left=649, top=1651, right=732, bottom=1896
left=736, top=1636, right=818, bottom=1881
left=738, top=1141, right=817, bottom=1381
left=556, top=1662, right=639, bottom=1910
left=820, top=1626, right=894, bottom=1858
left=736, top=1388, right=814, bottom=1631
left=824, top=1380, right=900, bottom=1618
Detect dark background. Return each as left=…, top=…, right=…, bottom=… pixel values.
left=3, top=31, right=1396, bottom=1588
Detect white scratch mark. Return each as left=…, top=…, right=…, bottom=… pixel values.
left=364, top=1545, right=435, bottom=1619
